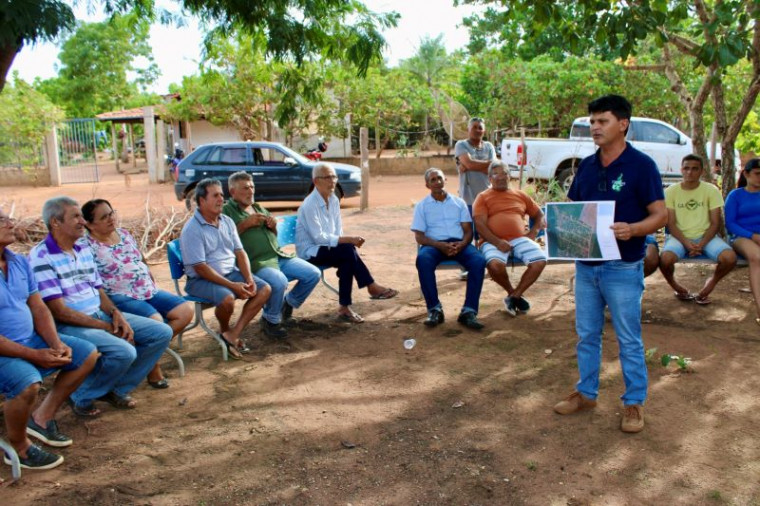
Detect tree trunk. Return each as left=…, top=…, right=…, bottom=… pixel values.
left=0, top=41, right=22, bottom=93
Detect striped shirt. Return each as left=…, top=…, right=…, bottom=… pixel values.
left=28, top=234, right=103, bottom=315
left=295, top=190, right=342, bottom=259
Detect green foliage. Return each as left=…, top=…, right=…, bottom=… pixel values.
left=0, top=73, right=64, bottom=168
left=737, top=111, right=760, bottom=155
left=660, top=354, right=691, bottom=371
left=35, top=14, right=158, bottom=117
left=460, top=53, right=683, bottom=134
left=645, top=347, right=658, bottom=365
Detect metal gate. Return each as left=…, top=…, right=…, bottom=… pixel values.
left=58, top=118, right=99, bottom=184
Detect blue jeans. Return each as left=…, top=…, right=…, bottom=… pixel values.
left=58, top=310, right=173, bottom=406
left=574, top=260, right=647, bottom=405
left=256, top=257, right=321, bottom=324
left=416, top=242, right=486, bottom=314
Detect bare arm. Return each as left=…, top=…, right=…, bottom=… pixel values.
left=611, top=200, right=668, bottom=241
left=0, top=334, right=71, bottom=368
left=45, top=297, right=112, bottom=332
left=458, top=153, right=491, bottom=175
left=236, top=213, right=267, bottom=234
left=698, top=207, right=723, bottom=248
left=29, top=292, right=66, bottom=352
left=474, top=214, right=510, bottom=253
left=526, top=208, right=545, bottom=240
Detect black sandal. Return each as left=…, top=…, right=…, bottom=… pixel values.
left=98, top=392, right=137, bottom=409
left=67, top=398, right=101, bottom=418
left=147, top=378, right=170, bottom=389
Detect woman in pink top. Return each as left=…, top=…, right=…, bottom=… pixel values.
left=83, top=199, right=192, bottom=389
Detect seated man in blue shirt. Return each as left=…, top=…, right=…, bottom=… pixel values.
left=180, top=178, right=271, bottom=359
left=0, top=210, right=98, bottom=470
left=411, top=168, right=487, bottom=330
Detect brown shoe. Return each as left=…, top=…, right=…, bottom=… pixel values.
left=553, top=391, right=597, bottom=415
left=621, top=404, right=645, bottom=433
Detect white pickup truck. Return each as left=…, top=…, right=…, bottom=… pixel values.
left=500, top=116, right=738, bottom=190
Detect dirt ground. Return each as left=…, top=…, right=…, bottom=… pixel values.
left=1, top=165, right=760, bottom=505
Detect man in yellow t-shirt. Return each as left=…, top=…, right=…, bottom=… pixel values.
left=659, top=154, right=737, bottom=304
left=473, top=160, right=546, bottom=317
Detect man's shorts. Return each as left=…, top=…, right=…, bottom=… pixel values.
left=645, top=234, right=659, bottom=252
left=0, top=333, right=96, bottom=400
left=109, top=290, right=187, bottom=319
left=185, top=270, right=269, bottom=305
left=481, top=237, right=547, bottom=265
left=662, top=235, right=732, bottom=261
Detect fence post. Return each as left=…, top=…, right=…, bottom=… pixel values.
left=156, top=118, right=167, bottom=182
left=143, top=106, right=157, bottom=183
left=360, top=127, right=369, bottom=211
left=45, top=125, right=61, bottom=187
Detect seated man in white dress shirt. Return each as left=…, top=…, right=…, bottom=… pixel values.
left=295, top=163, right=398, bottom=323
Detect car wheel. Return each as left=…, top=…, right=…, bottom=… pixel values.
left=557, top=167, right=576, bottom=194
left=185, top=189, right=196, bottom=212
left=334, top=185, right=344, bottom=200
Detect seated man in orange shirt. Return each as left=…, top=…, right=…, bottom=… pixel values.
left=473, top=160, right=547, bottom=316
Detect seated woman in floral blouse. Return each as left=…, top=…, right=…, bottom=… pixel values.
left=82, top=199, right=193, bottom=388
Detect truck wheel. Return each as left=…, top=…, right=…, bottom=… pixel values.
left=557, top=167, right=576, bottom=193
left=185, top=189, right=196, bottom=212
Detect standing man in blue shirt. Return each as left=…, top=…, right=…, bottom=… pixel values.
left=411, top=168, right=486, bottom=330
left=553, top=95, right=667, bottom=433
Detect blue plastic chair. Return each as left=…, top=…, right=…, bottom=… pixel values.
left=276, top=215, right=339, bottom=295
left=167, top=239, right=231, bottom=361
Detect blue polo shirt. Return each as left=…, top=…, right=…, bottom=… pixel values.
left=411, top=192, right=471, bottom=241
left=0, top=249, right=38, bottom=343
left=180, top=210, right=244, bottom=278
left=568, top=143, right=664, bottom=262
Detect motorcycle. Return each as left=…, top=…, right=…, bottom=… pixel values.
left=304, top=139, right=328, bottom=161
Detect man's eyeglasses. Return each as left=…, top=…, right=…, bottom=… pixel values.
left=0, top=216, right=15, bottom=227
left=598, top=167, right=607, bottom=192
left=316, top=175, right=338, bottom=180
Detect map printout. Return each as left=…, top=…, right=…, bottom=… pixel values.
left=545, top=201, right=620, bottom=261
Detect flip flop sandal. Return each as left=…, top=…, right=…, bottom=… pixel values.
left=337, top=312, right=364, bottom=323
left=67, top=398, right=101, bottom=418
left=370, top=288, right=399, bottom=300
left=98, top=392, right=137, bottom=409
left=674, top=291, right=695, bottom=301
left=221, top=338, right=243, bottom=360
left=695, top=295, right=712, bottom=305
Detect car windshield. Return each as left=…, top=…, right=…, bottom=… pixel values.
left=275, top=144, right=310, bottom=165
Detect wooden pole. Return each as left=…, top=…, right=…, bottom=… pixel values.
left=45, top=125, right=61, bottom=187
left=519, top=127, right=526, bottom=190
left=360, top=127, right=369, bottom=211
left=110, top=122, right=119, bottom=172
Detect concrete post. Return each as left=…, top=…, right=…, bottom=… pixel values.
left=110, top=122, right=119, bottom=172
left=45, top=125, right=61, bottom=187
left=143, top=106, right=157, bottom=183
left=156, top=118, right=167, bottom=182
left=360, top=127, right=369, bottom=211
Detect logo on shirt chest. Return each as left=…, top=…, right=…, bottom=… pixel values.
left=677, top=199, right=703, bottom=211
left=612, top=174, right=626, bottom=192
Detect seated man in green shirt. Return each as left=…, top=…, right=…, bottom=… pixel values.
left=659, top=154, right=737, bottom=304
left=222, top=171, right=321, bottom=339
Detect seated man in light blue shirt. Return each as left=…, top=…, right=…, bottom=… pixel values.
left=411, top=168, right=486, bottom=330
left=180, top=178, right=271, bottom=359
left=295, top=163, right=397, bottom=324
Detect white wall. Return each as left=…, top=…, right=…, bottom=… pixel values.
left=188, top=120, right=243, bottom=150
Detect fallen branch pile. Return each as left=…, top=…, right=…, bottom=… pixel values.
left=10, top=202, right=190, bottom=262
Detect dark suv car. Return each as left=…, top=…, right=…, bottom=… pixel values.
left=174, top=141, right=362, bottom=210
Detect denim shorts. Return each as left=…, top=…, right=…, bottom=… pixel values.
left=185, top=270, right=269, bottom=305
left=662, top=235, right=732, bottom=261
left=481, top=237, right=547, bottom=265
left=0, top=333, right=96, bottom=399
left=109, top=290, right=187, bottom=319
